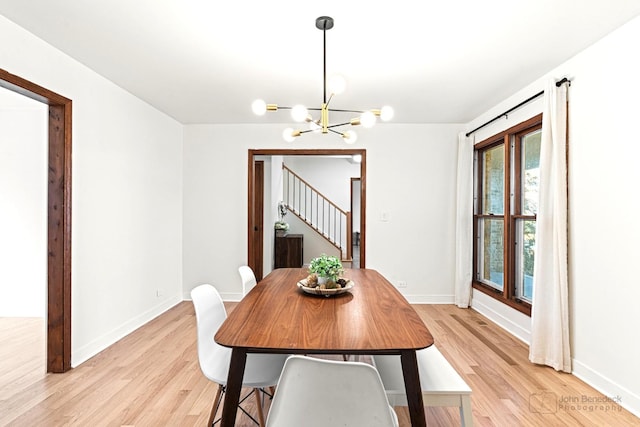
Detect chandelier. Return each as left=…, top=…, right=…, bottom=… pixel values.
left=251, top=16, right=393, bottom=144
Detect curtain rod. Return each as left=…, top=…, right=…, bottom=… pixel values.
left=465, top=77, right=571, bottom=137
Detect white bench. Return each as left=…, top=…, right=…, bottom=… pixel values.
left=372, top=346, right=473, bottom=426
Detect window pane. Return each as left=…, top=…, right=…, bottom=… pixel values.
left=516, top=219, right=536, bottom=302
left=482, top=145, right=504, bottom=215
left=522, top=130, right=541, bottom=215
left=478, top=218, right=504, bottom=290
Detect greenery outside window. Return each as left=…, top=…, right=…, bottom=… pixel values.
left=473, top=114, right=542, bottom=315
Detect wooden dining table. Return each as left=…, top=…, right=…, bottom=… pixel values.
left=214, top=267, right=434, bottom=427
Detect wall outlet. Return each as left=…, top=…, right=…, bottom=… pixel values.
left=156, top=289, right=163, bottom=297
left=397, top=281, right=407, bottom=288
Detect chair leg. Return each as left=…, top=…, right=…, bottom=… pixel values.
left=209, top=384, right=224, bottom=426
left=253, top=388, right=266, bottom=426
left=342, top=354, right=360, bottom=362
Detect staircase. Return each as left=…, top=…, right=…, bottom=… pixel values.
left=282, top=164, right=352, bottom=261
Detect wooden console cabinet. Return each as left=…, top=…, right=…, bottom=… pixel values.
left=274, top=234, right=304, bottom=268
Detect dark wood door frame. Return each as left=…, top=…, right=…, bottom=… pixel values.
left=1, top=68, right=72, bottom=373
left=247, top=149, right=366, bottom=273
left=251, top=161, right=264, bottom=280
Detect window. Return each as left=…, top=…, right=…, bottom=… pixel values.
left=473, top=114, right=542, bottom=315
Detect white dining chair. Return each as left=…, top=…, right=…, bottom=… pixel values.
left=266, top=355, right=399, bottom=427
left=238, top=265, right=258, bottom=296
left=191, top=284, right=288, bottom=426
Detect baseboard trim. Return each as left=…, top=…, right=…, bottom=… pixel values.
left=572, top=359, right=640, bottom=418
left=470, top=291, right=531, bottom=344
left=404, top=294, right=455, bottom=304
left=71, top=295, right=182, bottom=367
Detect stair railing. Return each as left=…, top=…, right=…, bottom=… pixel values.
left=282, top=164, right=352, bottom=260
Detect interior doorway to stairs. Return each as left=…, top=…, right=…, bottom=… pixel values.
left=247, top=149, right=366, bottom=281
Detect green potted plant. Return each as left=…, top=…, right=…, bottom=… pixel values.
left=274, top=220, right=289, bottom=236
left=309, top=254, right=344, bottom=283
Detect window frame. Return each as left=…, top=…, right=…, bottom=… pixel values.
left=472, top=114, right=542, bottom=316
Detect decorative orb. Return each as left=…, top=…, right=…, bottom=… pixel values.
left=343, top=130, right=357, bottom=144
left=283, top=128, right=296, bottom=143
left=252, top=99, right=267, bottom=115
left=328, top=74, right=346, bottom=95
left=380, top=106, right=394, bottom=121
left=291, top=105, right=308, bottom=122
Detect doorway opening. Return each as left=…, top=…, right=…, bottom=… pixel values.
left=0, top=69, right=72, bottom=373
left=247, top=149, right=366, bottom=280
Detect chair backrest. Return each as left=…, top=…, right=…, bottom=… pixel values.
left=190, top=284, right=231, bottom=384
left=238, top=265, right=257, bottom=296
left=266, top=356, right=398, bottom=427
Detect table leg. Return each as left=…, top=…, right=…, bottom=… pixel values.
left=220, top=348, right=247, bottom=427
left=400, top=350, right=427, bottom=427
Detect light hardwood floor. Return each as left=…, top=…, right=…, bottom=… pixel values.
left=1, top=302, right=638, bottom=426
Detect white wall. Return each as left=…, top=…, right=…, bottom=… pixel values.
left=0, top=88, right=47, bottom=317
left=467, top=15, right=640, bottom=417
left=352, top=178, right=361, bottom=234
left=264, top=156, right=277, bottom=278
left=0, top=16, right=184, bottom=366
left=366, top=125, right=461, bottom=303
left=182, top=123, right=462, bottom=302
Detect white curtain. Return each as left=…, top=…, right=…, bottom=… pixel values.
left=529, top=79, right=571, bottom=372
left=454, top=132, right=474, bottom=308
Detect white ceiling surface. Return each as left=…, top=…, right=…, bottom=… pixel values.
left=2, top=1, right=640, bottom=125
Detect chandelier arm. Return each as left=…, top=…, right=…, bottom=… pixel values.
left=326, top=122, right=352, bottom=129
left=325, top=93, right=335, bottom=109
left=272, top=107, right=365, bottom=114
left=296, top=127, right=347, bottom=136
left=327, top=108, right=367, bottom=114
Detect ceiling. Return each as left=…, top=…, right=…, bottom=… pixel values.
left=2, top=1, right=640, bottom=125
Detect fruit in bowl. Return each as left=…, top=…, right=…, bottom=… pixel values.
left=306, top=273, right=319, bottom=287
left=303, top=274, right=349, bottom=290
